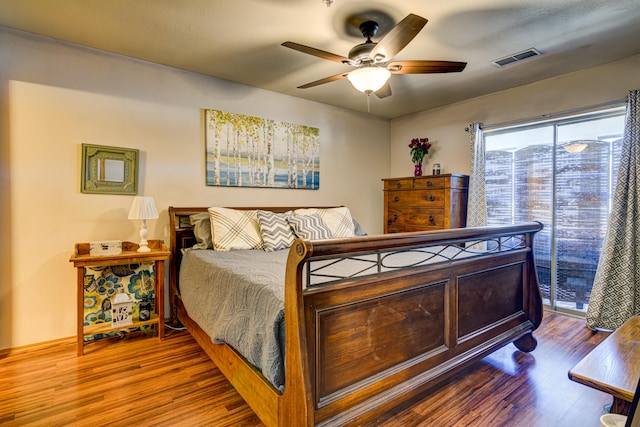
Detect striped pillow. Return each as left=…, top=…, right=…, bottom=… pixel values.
left=287, top=213, right=333, bottom=240
left=293, top=207, right=355, bottom=238
left=257, top=210, right=296, bottom=252
left=208, top=207, right=264, bottom=251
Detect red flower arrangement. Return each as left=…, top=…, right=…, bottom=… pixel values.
left=409, top=137, right=431, bottom=164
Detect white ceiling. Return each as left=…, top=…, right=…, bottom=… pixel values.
left=1, top=0, right=640, bottom=119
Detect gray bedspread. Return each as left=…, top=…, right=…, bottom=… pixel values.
left=178, top=241, right=496, bottom=391
left=180, top=249, right=289, bottom=391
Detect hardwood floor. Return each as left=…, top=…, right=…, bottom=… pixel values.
left=0, top=312, right=613, bottom=426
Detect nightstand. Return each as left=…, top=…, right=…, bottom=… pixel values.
left=70, top=240, right=170, bottom=355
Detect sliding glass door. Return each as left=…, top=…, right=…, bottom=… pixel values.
left=484, top=109, right=624, bottom=315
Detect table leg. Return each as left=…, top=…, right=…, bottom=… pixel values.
left=156, top=260, right=165, bottom=340
left=77, top=267, right=85, bottom=356
left=610, top=397, right=631, bottom=415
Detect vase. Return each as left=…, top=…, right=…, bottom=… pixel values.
left=414, top=163, right=423, bottom=177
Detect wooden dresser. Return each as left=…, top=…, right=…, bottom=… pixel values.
left=383, top=174, right=469, bottom=233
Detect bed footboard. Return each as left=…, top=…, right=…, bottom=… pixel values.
left=282, top=223, right=543, bottom=426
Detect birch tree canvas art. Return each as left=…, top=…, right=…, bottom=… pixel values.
left=205, top=109, right=320, bottom=189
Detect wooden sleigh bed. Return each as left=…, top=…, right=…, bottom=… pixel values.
left=169, top=206, right=543, bottom=427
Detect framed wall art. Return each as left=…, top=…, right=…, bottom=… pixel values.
left=81, top=144, right=139, bottom=195
left=205, top=109, right=320, bottom=190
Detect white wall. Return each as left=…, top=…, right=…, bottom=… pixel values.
left=390, top=54, right=640, bottom=178
left=0, top=28, right=390, bottom=349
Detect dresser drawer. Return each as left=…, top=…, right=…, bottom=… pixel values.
left=383, top=176, right=448, bottom=191
left=386, top=225, right=442, bottom=233
left=387, top=189, right=445, bottom=207
left=386, top=208, right=444, bottom=228
left=412, top=176, right=446, bottom=189
left=384, top=179, right=413, bottom=191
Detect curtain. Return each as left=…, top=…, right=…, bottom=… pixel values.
left=586, top=89, right=640, bottom=330
left=467, top=122, right=487, bottom=227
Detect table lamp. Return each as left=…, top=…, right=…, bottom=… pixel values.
left=128, top=196, right=158, bottom=252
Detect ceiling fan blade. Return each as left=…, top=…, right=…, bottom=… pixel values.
left=375, top=82, right=392, bottom=99
left=388, top=60, right=467, bottom=74
left=370, top=14, right=428, bottom=62
left=297, top=72, right=350, bottom=89
left=282, top=41, right=351, bottom=64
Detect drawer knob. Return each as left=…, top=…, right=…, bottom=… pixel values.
left=429, top=214, right=435, bottom=222
left=428, top=195, right=434, bottom=201
left=393, top=214, right=398, bottom=220
left=396, top=182, right=402, bottom=188
left=426, top=180, right=432, bottom=186
left=394, top=196, right=399, bottom=202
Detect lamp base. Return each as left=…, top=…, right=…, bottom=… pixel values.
left=137, top=221, right=151, bottom=252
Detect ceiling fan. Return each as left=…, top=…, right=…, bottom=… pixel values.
left=282, top=13, right=467, bottom=98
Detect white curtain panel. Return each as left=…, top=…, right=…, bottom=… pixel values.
left=586, top=89, right=640, bottom=330
left=467, top=122, right=487, bottom=227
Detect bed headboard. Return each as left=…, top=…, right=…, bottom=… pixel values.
left=167, top=206, right=334, bottom=324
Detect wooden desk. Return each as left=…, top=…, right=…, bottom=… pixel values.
left=569, top=315, right=640, bottom=415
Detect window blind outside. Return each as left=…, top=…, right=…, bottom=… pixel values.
left=554, top=141, right=614, bottom=309
left=485, top=111, right=624, bottom=314
left=515, top=145, right=554, bottom=304
left=485, top=151, right=513, bottom=223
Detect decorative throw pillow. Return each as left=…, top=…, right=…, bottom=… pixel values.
left=257, top=210, right=296, bottom=252
left=287, top=214, right=334, bottom=240
left=208, top=207, right=264, bottom=251
left=190, top=212, right=213, bottom=249
left=352, top=218, right=368, bottom=236
left=294, top=207, right=355, bottom=238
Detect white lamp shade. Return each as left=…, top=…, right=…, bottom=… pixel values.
left=347, top=67, right=391, bottom=93
left=128, top=196, right=159, bottom=220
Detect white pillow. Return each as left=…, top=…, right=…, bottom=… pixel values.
left=293, top=207, right=355, bottom=238
left=208, top=207, right=264, bottom=251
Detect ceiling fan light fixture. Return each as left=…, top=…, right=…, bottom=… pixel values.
left=347, top=67, right=391, bottom=93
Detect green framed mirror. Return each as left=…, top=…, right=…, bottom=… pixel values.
left=81, top=144, right=139, bottom=195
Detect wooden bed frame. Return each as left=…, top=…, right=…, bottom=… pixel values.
left=169, top=206, right=543, bottom=426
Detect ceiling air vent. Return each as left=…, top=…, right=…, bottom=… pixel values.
left=492, top=48, right=543, bottom=67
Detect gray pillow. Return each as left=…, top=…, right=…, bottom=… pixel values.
left=287, top=214, right=333, bottom=240
left=353, top=218, right=368, bottom=236
left=257, top=210, right=296, bottom=252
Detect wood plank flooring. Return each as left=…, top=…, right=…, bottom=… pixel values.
left=0, top=312, right=613, bottom=426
